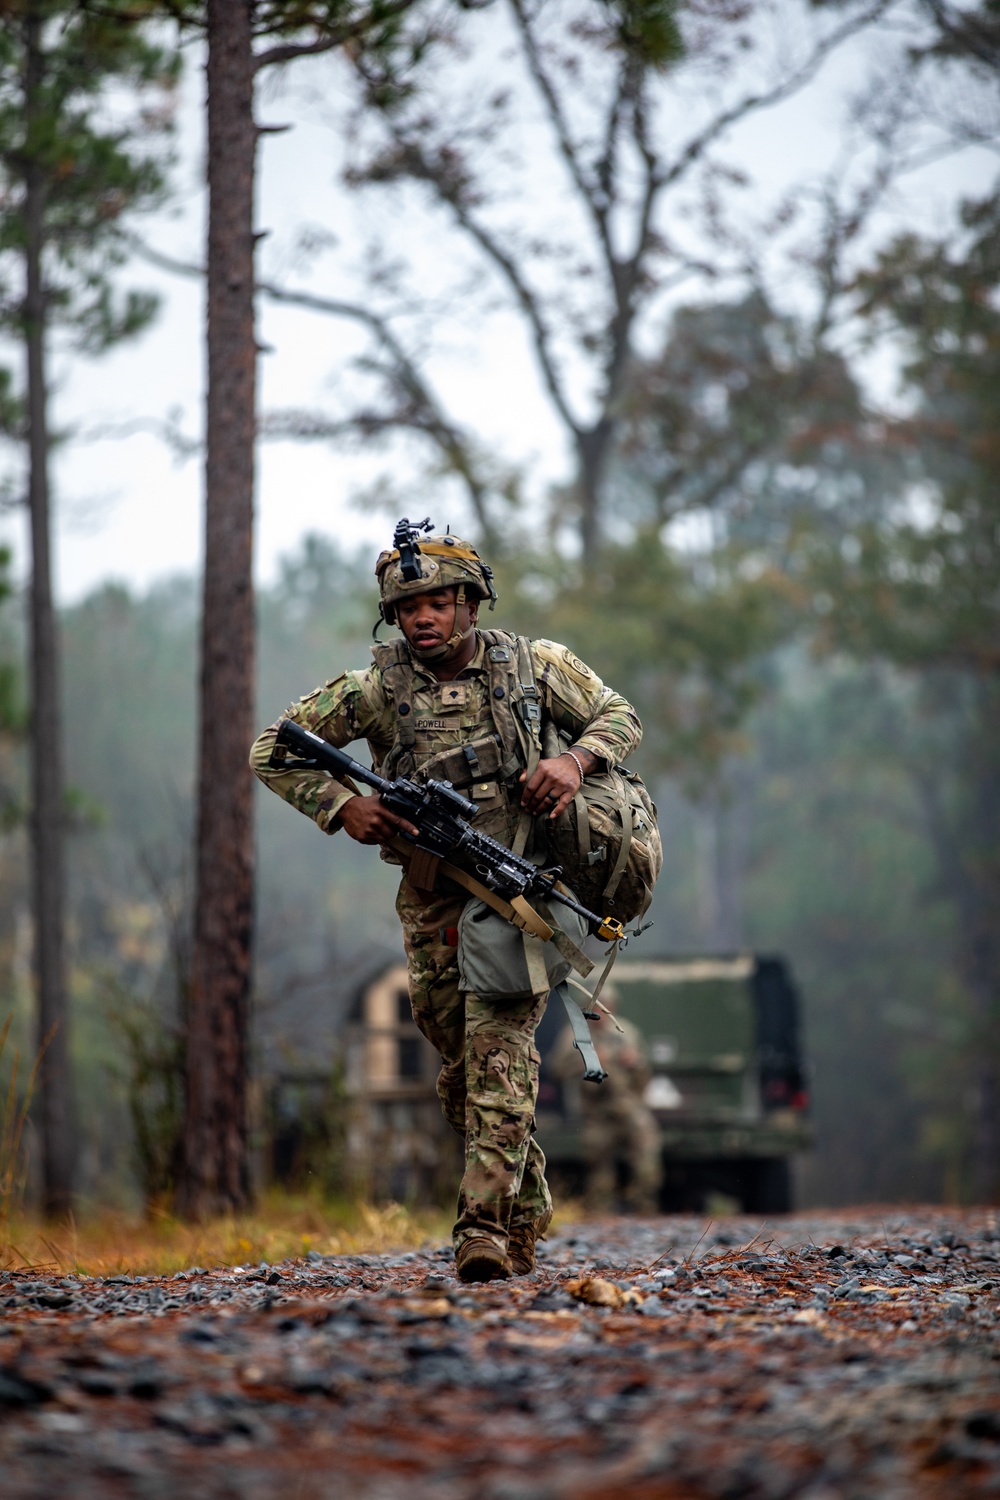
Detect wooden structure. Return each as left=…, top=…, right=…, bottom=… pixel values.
left=341, top=959, right=461, bottom=1203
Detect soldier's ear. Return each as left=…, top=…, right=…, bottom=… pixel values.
left=468, top=597, right=480, bottom=624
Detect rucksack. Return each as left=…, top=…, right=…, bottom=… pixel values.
left=541, top=720, right=662, bottom=926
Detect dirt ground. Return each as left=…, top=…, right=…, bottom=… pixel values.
left=1, top=1207, right=999, bottom=1499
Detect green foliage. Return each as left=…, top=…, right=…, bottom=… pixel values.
left=0, top=369, right=23, bottom=440
left=602, top=0, right=683, bottom=66
left=0, top=2, right=177, bottom=353
left=103, top=978, right=184, bottom=1206
left=742, top=658, right=958, bottom=1203
left=137, top=0, right=436, bottom=97
left=810, top=194, right=1000, bottom=675
left=616, top=293, right=901, bottom=544
left=266, top=1059, right=352, bottom=1199
left=792, top=189, right=1000, bottom=1195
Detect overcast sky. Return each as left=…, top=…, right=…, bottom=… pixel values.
left=0, top=4, right=994, bottom=606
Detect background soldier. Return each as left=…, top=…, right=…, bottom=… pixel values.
left=551, top=986, right=662, bottom=1215
left=250, top=524, right=642, bottom=1282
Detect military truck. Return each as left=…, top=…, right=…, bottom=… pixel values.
left=535, top=954, right=812, bottom=1214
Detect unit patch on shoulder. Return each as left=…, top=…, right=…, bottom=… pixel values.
left=557, top=645, right=597, bottom=686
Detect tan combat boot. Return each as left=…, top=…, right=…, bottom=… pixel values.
left=455, top=1237, right=513, bottom=1284
left=507, top=1212, right=552, bottom=1276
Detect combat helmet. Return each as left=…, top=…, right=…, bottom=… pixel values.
left=375, top=517, right=496, bottom=660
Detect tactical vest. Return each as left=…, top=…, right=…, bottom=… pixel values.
left=372, top=631, right=661, bottom=925
left=370, top=630, right=543, bottom=852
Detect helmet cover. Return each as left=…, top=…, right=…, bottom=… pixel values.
left=375, top=518, right=497, bottom=624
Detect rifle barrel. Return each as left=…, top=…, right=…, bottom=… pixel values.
left=274, top=719, right=387, bottom=795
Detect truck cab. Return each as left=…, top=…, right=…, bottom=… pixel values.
left=535, top=954, right=812, bottom=1214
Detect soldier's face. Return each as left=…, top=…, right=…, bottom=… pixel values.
left=396, top=587, right=478, bottom=655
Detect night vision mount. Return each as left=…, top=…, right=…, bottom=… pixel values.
left=393, top=517, right=434, bottom=582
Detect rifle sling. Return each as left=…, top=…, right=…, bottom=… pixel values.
left=538, top=894, right=595, bottom=980
left=388, top=836, right=606, bottom=1080
left=552, top=980, right=607, bottom=1084
left=388, top=836, right=554, bottom=941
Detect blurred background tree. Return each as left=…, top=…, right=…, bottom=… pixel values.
left=0, top=0, right=177, bottom=1212
left=273, top=0, right=915, bottom=560
left=801, top=191, right=1000, bottom=1200
left=148, top=0, right=450, bottom=1223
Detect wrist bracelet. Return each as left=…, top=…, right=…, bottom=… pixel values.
left=565, top=749, right=587, bottom=787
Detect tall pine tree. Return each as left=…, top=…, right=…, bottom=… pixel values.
left=165, top=0, right=426, bottom=1219
left=0, top=2, right=176, bottom=1213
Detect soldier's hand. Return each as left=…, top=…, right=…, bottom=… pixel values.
left=338, top=794, right=419, bottom=845
left=520, top=754, right=586, bottom=820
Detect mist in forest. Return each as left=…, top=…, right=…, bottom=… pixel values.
left=0, top=0, right=996, bottom=1213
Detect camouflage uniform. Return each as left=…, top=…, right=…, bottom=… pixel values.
left=552, top=1009, right=662, bottom=1214
left=250, top=633, right=642, bottom=1258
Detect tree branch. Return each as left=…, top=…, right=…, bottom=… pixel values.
left=351, top=128, right=582, bottom=437
left=260, top=401, right=497, bottom=544
left=507, top=0, right=614, bottom=267
left=252, top=0, right=419, bottom=73
left=253, top=32, right=344, bottom=72
left=606, top=68, right=661, bottom=400
left=920, top=0, right=1000, bottom=71
left=658, top=0, right=898, bottom=193
left=124, top=236, right=498, bottom=540
left=75, top=412, right=200, bottom=460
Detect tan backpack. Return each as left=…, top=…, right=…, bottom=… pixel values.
left=541, top=719, right=662, bottom=926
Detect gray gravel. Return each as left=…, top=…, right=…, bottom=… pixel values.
left=1, top=1208, right=999, bottom=1498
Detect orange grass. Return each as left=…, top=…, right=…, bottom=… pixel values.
left=0, top=1191, right=453, bottom=1277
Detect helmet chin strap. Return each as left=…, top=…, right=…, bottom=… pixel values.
left=409, top=583, right=475, bottom=662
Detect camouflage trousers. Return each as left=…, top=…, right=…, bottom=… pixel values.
left=396, top=876, right=553, bottom=1257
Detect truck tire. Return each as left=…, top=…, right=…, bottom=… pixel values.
left=743, top=1158, right=792, bottom=1214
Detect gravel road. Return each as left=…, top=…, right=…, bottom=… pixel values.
left=2, top=1209, right=999, bottom=1499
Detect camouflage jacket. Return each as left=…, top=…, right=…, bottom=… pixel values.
left=250, top=631, right=642, bottom=853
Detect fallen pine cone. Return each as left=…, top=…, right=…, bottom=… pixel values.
left=564, top=1276, right=644, bottom=1309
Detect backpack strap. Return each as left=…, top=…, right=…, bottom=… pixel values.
left=551, top=981, right=608, bottom=1084
left=604, top=816, right=633, bottom=903
left=508, top=635, right=542, bottom=857
left=371, top=639, right=418, bottom=779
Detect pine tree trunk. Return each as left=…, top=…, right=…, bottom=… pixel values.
left=966, top=677, right=1000, bottom=1204
left=24, top=10, right=74, bottom=1217
left=176, top=0, right=257, bottom=1217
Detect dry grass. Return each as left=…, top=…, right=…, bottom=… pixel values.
left=0, top=1191, right=453, bottom=1277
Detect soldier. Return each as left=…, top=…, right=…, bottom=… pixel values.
left=551, top=986, right=662, bottom=1215
left=250, top=523, right=642, bottom=1283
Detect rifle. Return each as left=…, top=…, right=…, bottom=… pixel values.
left=270, top=718, right=627, bottom=945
